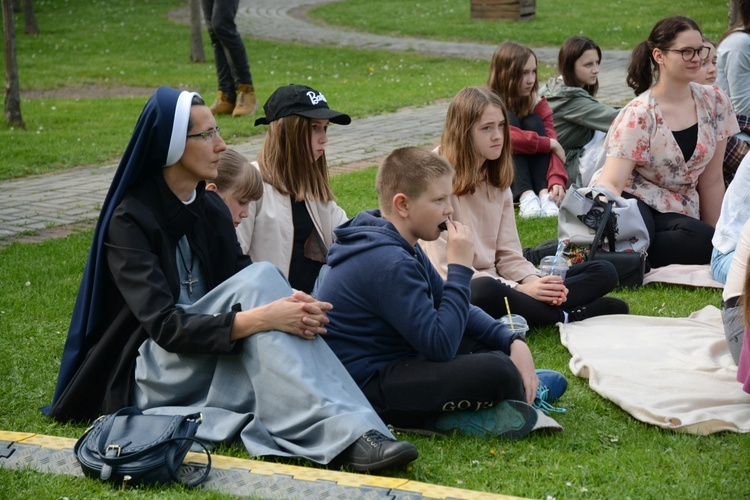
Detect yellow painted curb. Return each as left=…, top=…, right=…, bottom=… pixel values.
left=0, top=431, right=526, bottom=499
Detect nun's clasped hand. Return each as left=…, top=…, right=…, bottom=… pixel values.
left=261, top=291, right=333, bottom=340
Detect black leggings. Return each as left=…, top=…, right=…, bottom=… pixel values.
left=509, top=111, right=550, bottom=200
left=469, top=260, right=618, bottom=326
left=622, top=192, right=714, bottom=268
left=361, top=337, right=524, bottom=430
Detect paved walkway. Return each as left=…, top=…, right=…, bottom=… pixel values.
left=0, top=0, right=633, bottom=243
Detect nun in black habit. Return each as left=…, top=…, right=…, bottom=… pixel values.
left=44, top=86, right=417, bottom=472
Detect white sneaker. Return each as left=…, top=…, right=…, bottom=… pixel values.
left=519, top=192, right=542, bottom=218
left=540, top=193, right=560, bottom=217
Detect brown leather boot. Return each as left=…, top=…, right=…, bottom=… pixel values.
left=210, top=91, right=235, bottom=116
left=232, top=84, right=258, bottom=117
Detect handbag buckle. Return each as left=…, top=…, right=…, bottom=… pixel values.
left=105, top=444, right=122, bottom=457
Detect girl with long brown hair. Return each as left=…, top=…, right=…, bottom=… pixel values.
left=237, top=84, right=351, bottom=293
left=423, top=86, right=627, bottom=327
left=488, top=42, right=568, bottom=218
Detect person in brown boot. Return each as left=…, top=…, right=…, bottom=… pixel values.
left=233, top=83, right=257, bottom=117
left=202, top=0, right=256, bottom=117
left=210, top=90, right=236, bottom=116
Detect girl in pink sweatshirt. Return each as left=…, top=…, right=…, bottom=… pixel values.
left=423, top=86, right=628, bottom=327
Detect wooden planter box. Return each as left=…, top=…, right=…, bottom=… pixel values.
left=471, top=0, right=536, bottom=21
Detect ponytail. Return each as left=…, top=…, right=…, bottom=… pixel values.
left=626, top=41, right=655, bottom=96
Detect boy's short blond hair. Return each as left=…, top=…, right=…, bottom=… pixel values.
left=377, top=147, right=454, bottom=215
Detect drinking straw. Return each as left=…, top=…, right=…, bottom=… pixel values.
left=504, top=297, right=514, bottom=330
left=555, top=239, right=565, bottom=258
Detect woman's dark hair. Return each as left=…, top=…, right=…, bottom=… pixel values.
left=187, top=94, right=206, bottom=131
left=627, top=16, right=702, bottom=96
left=722, top=0, right=750, bottom=43
left=559, top=35, right=602, bottom=97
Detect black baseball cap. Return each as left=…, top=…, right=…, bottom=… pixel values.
left=254, top=84, right=351, bottom=126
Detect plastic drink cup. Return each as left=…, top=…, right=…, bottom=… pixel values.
left=539, top=255, right=568, bottom=280
left=499, top=314, right=529, bottom=339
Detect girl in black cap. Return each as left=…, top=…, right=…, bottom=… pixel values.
left=237, top=84, right=351, bottom=294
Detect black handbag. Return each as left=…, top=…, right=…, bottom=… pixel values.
left=589, top=201, right=646, bottom=289
left=74, top=407, right=212, bottom=487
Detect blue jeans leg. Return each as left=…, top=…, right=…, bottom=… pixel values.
left=710, top=247, right=734, bottom=284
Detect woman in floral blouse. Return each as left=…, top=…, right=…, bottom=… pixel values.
left=592, top=16, right=739, bottom=268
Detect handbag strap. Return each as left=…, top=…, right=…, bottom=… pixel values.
left=162, top=435, right=213, bottom=487
left=588, top=201, right=615, bottom=260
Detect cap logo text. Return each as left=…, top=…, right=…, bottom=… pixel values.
left=306, top=91, right=327, bottom=105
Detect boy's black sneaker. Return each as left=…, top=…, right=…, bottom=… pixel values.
left=567, top=297, right=629, bottom=322
left=334, top=430, right=418, bottom=473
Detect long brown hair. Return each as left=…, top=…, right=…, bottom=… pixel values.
left=627, top=16, right=702, bottom=96
left=721, top=0, right=750, bottom=43
left=440, top=86, right=514, bottom=196
left=256, top=115, right=335, bottom=202
left=559, top=35, right=602, bottom=97
left=488, top=41, right=538, bottom=118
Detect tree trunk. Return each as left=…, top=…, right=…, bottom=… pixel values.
left=3, top=0, right=25, bottom=128
left=23, top=0, right=38, bottom=35
left=189, top=0, right=205, bottom=63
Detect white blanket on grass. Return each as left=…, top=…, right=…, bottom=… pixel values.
left=559, top=306, right=750, bottom=434
left=643, top=264, right=723, bottom=288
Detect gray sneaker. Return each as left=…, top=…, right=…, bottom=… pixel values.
left=434, top=400, right=538, bottom=439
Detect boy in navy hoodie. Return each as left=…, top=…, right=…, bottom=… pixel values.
left=317, top=147, right=566, bottom=438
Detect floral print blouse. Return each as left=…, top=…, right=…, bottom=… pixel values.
left=602, top=82, right=739, bottom=218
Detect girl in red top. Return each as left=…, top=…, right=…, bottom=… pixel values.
left=488, top=41, right=568, bottom=218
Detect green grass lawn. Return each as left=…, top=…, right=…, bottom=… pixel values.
left=2, top=0, right=729, bottom=181
left=0, top=0, right=490, bottom=181
left=0, top=166, right=745, bottom=498
left=309, top=0, right=728, bottom=50
left=0, top=0, right=747, bottom=497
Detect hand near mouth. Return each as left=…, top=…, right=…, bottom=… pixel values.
left=444, top=220, right=475, bottom=268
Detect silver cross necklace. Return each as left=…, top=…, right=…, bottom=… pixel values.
left=176, top=240, right=198, bottom=300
